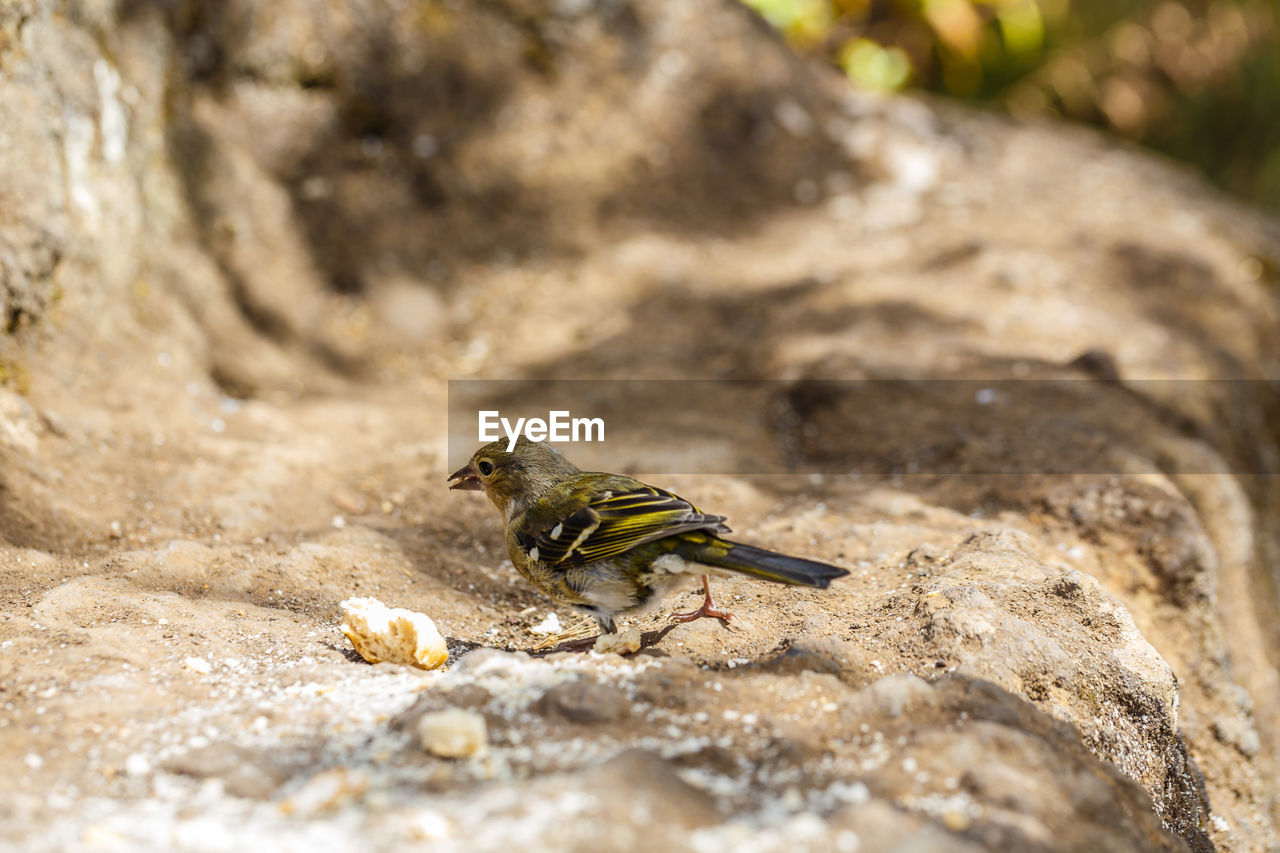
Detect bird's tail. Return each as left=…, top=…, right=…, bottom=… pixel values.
left=686, top=537, right=848, bottom=588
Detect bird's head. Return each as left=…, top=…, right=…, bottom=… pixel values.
left=447, top=437, right=581, bottom=515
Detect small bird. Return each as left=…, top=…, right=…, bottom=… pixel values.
left=447, top=438, right=848, bottom=635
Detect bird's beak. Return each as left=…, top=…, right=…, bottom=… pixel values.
left=447, top=463, right=482, bottom=491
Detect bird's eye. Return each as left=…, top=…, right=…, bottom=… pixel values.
left=477, top=459, right=494, bottom=476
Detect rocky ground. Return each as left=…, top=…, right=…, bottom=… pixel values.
left=1, top=0, right=1279, bottom=850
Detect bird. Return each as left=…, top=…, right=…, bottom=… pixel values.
left=447, top=437, right=848, bottom=635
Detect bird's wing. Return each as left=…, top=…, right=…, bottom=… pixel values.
left=527, top=484, right=729, bottom=567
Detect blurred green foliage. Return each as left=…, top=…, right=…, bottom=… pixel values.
left=743, top=0, right=1280, bottom=213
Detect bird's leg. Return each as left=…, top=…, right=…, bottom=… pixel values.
left=672, top=575, right=733, bottom=624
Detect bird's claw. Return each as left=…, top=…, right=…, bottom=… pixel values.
left=672, top=603, right=734, bottom=623
left=673, top=593, right=734, bottom=623
left=671, top=574, right=734, bottom=625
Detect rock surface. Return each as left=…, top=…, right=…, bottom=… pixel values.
left=1, top=1, right=1278, bottom=851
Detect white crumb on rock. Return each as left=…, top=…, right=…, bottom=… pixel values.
left=528, top=613, right=562, bottom=635
left=416, top=709, right=488, bottom=758
left=183, top=656, right=212, bottom=674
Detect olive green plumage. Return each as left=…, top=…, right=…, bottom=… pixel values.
left=447, top=437, right=848, bottom=633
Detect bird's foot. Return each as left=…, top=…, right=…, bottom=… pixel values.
left=672, top=602, right=734, bottom=623
left=672, top=574, right=734, bottom=625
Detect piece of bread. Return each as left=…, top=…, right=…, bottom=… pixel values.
left=593, top=628, right=642, bottom=655
left=339, top=597, right=448, bottom=670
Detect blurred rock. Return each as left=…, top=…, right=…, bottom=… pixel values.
left=533, top=680, right=632, bottom=724
left=163, top=743, right=291, bottom=801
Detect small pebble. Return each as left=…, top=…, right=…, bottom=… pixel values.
left=124, top=754, right=151, bottom=776
left=417, top=710, right=487, bottom=759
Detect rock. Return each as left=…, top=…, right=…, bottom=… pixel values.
left=437, top=683, right=494, bottom=712
left=534, top=681, right=631, bottom=724
left=164, top=743, right=291, bottom=800
left=0, top=390, right=43, bottom=453
left=580, top=750, right=721, bottom=831
left=448, top=648, right=532, bottom=676
left=843, top=673, right=940, bottom=720
left=755, top=636, right=865, bottom=680
left=832, top=800, right=988, bottom=853
left=0, top=0, right=1276, bottom=849
left=279, top=768, right=369, bottom=817
left=859, top=530, right=1210, bottom=843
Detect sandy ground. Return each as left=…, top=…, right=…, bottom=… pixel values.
left=2, top=1, right=1279, bottom=850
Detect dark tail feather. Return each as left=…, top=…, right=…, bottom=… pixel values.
left=691, top=540, right=848, bottom=588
